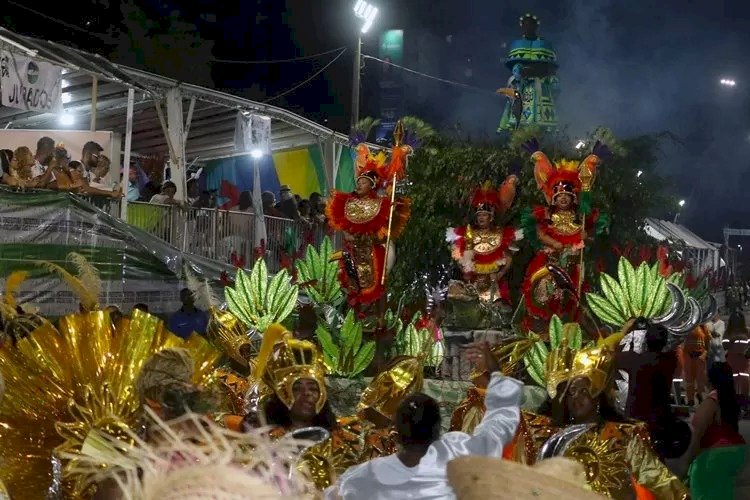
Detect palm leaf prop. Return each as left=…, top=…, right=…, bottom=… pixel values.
left=314, top=309, right=374, bottom=377
left=586, top=258, right=671, bottom=327
left=523, top=315, right=585, bottom=388
left=224, top=259, right=298, bottom=335
left=295, top=236, right=343, bottom=306
left=390, top=311, right=445, bottom=368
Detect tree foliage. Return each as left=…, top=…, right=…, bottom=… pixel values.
left=389, top=128, right=676, bottom=302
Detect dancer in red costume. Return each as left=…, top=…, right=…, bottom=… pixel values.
left=446, top=177, right=522, bottom=303
left=326, top=124, right=412, bottom=308
left=520, top=138, right=610, bottom=322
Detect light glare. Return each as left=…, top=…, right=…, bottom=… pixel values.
left=58, top=112, right=74, bottom=126
left=250, top=148, right=263, bottom=159
left=354, top=1, right=378, bottom=33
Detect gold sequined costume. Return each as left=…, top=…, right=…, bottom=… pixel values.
left=538, top=345, right=687, bottom=499
left=0, top=310, right=221, bottom=499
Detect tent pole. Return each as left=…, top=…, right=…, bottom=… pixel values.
left=90, top=75, right=98, bottom=131
left=120, top=88, right=135, bottom=221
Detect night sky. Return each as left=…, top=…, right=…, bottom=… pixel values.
left=5, top=0, right=750, bottom=242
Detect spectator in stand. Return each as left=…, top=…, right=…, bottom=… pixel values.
left=234, top=191, right=253, bottom=212
left=12, top=146, right=52, bottom=187
left=32, top=136, right=55, bottom=178
left=168, top=288, right=208, bottom=339
left=150, top=181, right=179, bottom=205
left=80, top=141, right=104, bottom=182
left=297, top=199, right=313, bottom=225
left=275, top=184, right=299, bottom=220
left=261, top=191, right=284, bottom=218
left=309, top=192, right=327, bottom=224
left=0, top=149, right=23, bottom=187
left=186, top=179, right=200, bottom=206
left=139, top=182, right=159, bottom=202
left=125, top=167, right=140, bottom=201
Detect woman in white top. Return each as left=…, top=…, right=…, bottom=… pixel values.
left=326, top=342, right=522, bottom=500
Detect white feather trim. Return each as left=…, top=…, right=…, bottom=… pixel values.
left=514, top=229, right=525, bottom=241
left=445, top=227, right=461, bottom=243
left=459, top=250, right=475, bottom=272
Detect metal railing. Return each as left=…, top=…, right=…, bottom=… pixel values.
left=90, top=198, right=335, bottom=272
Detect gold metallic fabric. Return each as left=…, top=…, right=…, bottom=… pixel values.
left=0, top=309, right=220, bottom=499
left=344, top=197, right=383, bottom=224
left=556, top=422, right=687, bottom=499
left=546, top=345, right=615, bottom=399
left=357, top=356, right=423, bottom=424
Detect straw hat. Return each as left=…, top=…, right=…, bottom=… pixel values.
left=447, top=456, right=605, bottom=500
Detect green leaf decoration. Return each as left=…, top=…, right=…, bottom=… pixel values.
left=549, top=315, right=564, bottom=349
left=225, top=258, right=299, bottom=335
left=295, top=237, right=343, bottom=306
left=314, top=309, right=374, bottom=378
left=585, top=257, right=676, bottom=328
left=315, top=324, right=339, bottom=372
left=563, top=323, right=583, bottom=350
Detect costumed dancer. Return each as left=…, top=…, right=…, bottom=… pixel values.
left=537, top=344, right=687, bottom=499
left=0, top=305, right=221, bottom=498
left=326, top=342, right=522, bottom=500
left=446, top=177, right=523, bottom=304
left=326, top=121, right=413, bottom=309
left=247, top=324, right=398, bottom=490
left=520, top=138, right=610, bottom=323
left=585, top=258, right=714, bottom=459
left=61, top=408, right=318, bottom=500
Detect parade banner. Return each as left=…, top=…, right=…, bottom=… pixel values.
left=0, top=187, right=233, bottom=316
left=0, top=50, right=62, bottom=113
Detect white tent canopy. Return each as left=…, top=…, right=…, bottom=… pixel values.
left=0, top=26, right=359, bottom=198
left=644, top=218, right=720, bottom=274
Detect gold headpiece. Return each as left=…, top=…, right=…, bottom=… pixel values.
left=545, top=345, right=615, bottom=400
left=255, top=324, right=327, bottom=414
left=357, top=355, right=424, bottom=425
left=206, top=308, right=256, bottom=369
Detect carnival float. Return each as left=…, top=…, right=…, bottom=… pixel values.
left=0, top=11, right=724, bottom=500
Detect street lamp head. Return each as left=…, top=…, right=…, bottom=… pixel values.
left=720, top=78, right=737, bottom=87
left=354, top=0, right=378, bottom=33
left=574, top=140, right=585, bottom=150
left=678, top=199, right=686, bottom=207
left=250, top=148, right=264, bottom=159
left=636, top=170, right=643, bottom=178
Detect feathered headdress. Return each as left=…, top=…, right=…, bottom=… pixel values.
left=350, top=119, right=429, bottom=188
left=61, top=408, right=316, bottom=499
left=471, top=175, right=518, bottom=214
left=39, top=252, right=102, bottom=311
left=523, top=138, right=605, bottom=206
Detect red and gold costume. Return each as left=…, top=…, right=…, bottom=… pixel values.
left=446, top=177, right=522, bottom=303
left=326, top=127, right=411, bottom=307
left=521, top=143, right=607, bottom=321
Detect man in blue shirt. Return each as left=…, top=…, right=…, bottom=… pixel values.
left=126, top=167, right=140, bottom=201
left=168, top=288, right=209, bottom=339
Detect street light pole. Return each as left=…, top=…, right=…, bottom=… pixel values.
left=351, top=1, right=378, bottom=132
left=351, top=34, right=362, bottom=132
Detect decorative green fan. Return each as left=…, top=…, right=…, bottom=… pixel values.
left=295, top=236, right=343, bottom=306
left=387, top=311, right=445, bottom=368
left=224, top=258, right=299, bottom=335
left=315, top=309, right=375, bottom=377
left=586, top=258, right=672, bottom=327
left=524, top=315, right=587, bottom=387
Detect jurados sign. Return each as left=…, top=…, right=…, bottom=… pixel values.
left=0, top=50, right=62, bottom=112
